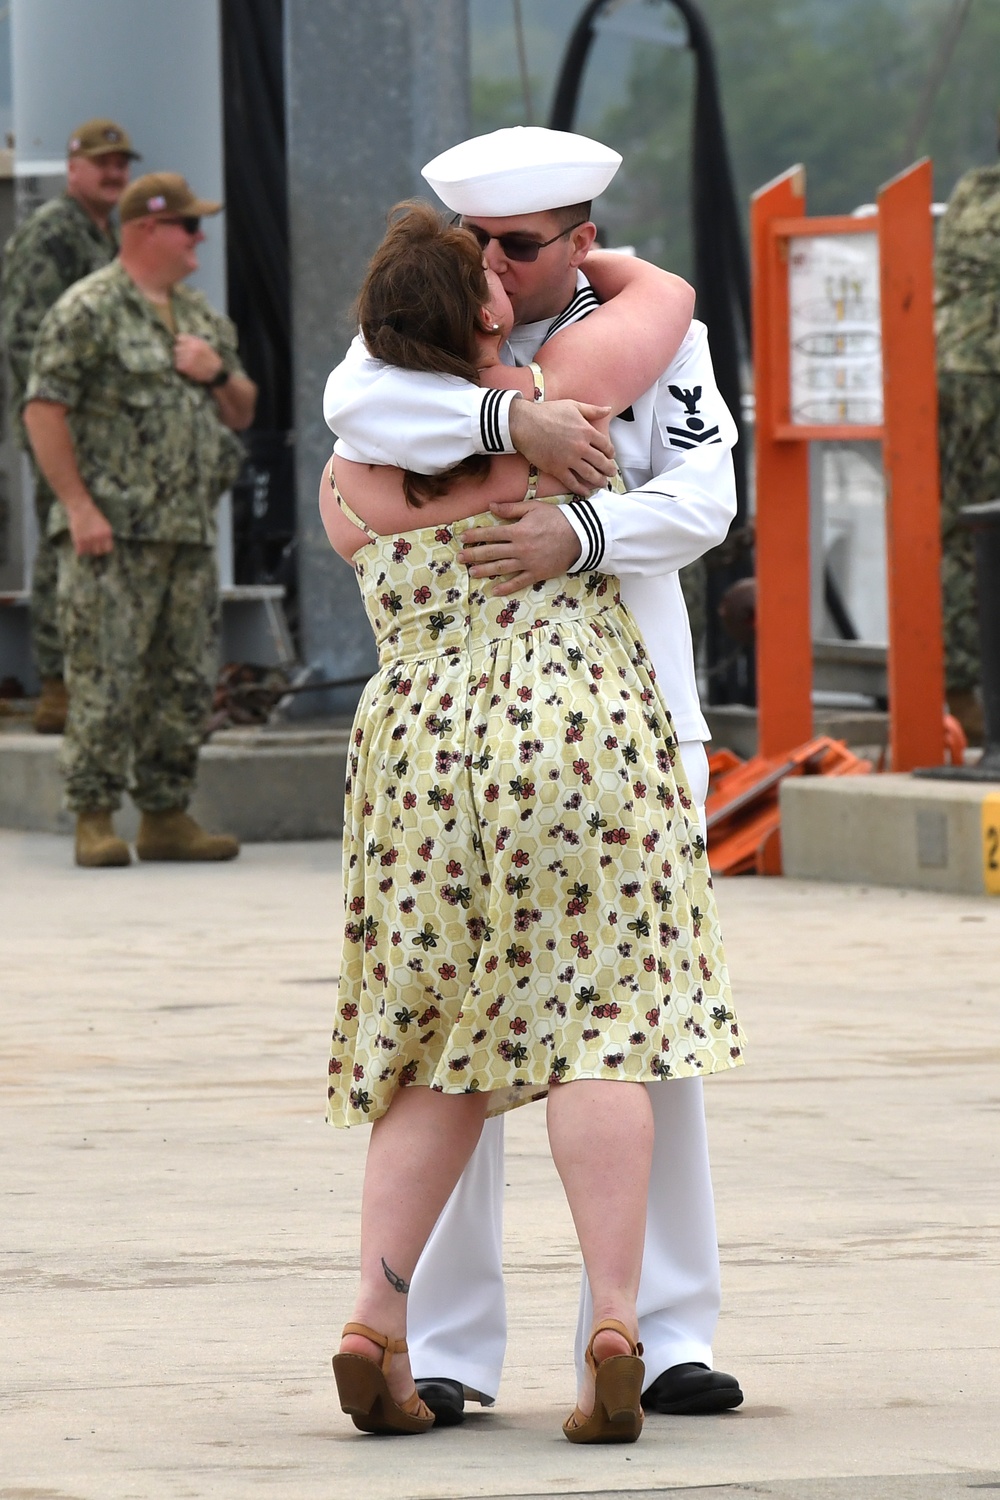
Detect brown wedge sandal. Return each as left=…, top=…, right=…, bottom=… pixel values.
left=332, top=1322, right=435, bottom=1435
left=563, top=1318, right=645, bottom=1445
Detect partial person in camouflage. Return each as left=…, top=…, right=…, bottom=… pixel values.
left=934, top=129, right=1000, bottom=744
left=1, top=118, right=139, bottom=733
left=23, top=172, right=257, bottom=868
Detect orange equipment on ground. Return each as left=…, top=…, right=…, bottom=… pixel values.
left=705, top=739, right=872, bottom=877
left=704, top=714, right=966, bottom=877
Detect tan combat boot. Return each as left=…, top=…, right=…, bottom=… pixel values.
left=136, top=809, right=240, bottom=862
left=33, top=677, right=69, bottom=734
left=75, top=811, right=131, bottom=868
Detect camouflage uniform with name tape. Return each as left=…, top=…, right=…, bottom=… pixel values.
left=25, top=260, right=245, bottom=812
left=1, top=195, right=118, bottom=679
left=934, top=163, right=1000, bottom=695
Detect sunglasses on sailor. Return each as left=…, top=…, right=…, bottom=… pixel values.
left=460, top=219, right=587, bottom=263
left=157, top=216, right=202, bottom=236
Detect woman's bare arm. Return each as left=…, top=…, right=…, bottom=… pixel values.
left=480, top=253, right=694, bottom=412
left=320, top=450, right=546, bottom=563
left=319, top=458, right=368, bottom=561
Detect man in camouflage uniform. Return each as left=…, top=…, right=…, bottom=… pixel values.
left=23, top=172, right=257, bottom=867
left=1, top=118, right=139, bottom=733
left=934, top=135, right=1000, bottom=743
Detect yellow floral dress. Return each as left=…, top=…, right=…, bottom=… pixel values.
left=326, top=486, right=743, bottom=1129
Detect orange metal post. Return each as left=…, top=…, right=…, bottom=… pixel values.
left=878, top=160, right=946, bottom=769
left=751, top=167, right=813, bottom=758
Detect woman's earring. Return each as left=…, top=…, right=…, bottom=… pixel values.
left=489, top=322, right=502, bottom=333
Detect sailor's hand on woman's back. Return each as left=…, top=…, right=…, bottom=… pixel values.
left=458, top=499, right=581, bottom=594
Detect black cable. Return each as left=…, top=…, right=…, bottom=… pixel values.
left=823, top=567, right=859, bottom=641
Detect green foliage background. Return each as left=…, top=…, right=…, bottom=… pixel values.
left=471, top=0, right=1000, bottom=279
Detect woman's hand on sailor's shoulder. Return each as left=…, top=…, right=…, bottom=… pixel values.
left=458, top=500, right=581, bottom=596
left=508, top=397, right=616, bottom=493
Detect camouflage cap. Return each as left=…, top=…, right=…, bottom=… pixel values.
left=119, top=172, right=223, bottom=224
left=68, top=118, right=140, bottom=161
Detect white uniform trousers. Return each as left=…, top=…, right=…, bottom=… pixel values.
left=407, top=741, right=721, bottom=1397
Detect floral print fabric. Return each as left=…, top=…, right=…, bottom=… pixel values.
left=327, top=499, right=742, bottom=1128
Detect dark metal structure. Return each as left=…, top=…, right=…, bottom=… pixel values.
left=551, top=0, right=754, bottom=704
left=220, top=0, right=297, bottom=627
left=916, top=498, right=1000, bottom=781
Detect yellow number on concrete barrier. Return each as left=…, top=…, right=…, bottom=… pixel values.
left=984, top=793, right=1000, bottom=896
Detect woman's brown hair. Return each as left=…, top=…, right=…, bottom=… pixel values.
left=356, top=200, right=494, bottom=506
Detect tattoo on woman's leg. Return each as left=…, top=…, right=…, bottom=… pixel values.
left=381, top=1257, right=410, bottom=1294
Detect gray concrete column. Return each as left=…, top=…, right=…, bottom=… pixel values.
left=409, top=0, right=471, bottom=185
left=285, top=0, right=469, bottom=707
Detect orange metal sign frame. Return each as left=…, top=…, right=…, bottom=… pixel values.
left=750, top=160, right=945, bottom=771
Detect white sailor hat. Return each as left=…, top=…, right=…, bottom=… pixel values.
left=421, top=126, right=622, bottom=217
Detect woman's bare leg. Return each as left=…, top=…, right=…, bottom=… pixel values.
left=340, top=1086, right=490, bottom=1405
left=547, top=1079, right=653, bottom=1412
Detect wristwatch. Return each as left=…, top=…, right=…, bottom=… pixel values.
left=206, top=366, right=230, bottom=389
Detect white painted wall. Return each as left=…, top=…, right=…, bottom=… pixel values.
left=10, top=0, right=226, bottom=309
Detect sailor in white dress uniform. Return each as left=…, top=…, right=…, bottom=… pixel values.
left=322, top=125, right=743, bottom=1423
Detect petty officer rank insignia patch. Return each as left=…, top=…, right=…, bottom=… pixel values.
left=665, top=384, right=721, bottom=449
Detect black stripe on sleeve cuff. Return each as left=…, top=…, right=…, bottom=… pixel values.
left=567, top=496, right=605, bottom=572
left=479, top=388, right=507, bottom=453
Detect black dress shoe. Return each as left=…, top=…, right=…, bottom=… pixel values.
left=642, top=1362, right=744, bottom=1415
left=414, top=1377, right=465, bottom=1427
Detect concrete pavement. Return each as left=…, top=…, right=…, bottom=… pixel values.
left=2, top=832, right=999, bottom=1498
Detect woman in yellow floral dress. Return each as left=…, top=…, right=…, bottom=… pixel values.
left=320, top=204, right=742, bottom=1442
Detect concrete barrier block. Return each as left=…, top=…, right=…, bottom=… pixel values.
left=780, top=773, right=993, bottom=895
left=0, top=729, right=349, bottom=842
left=191, top=743, right=347, bottom=841
left=0, top=734, right=74, bottom=833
